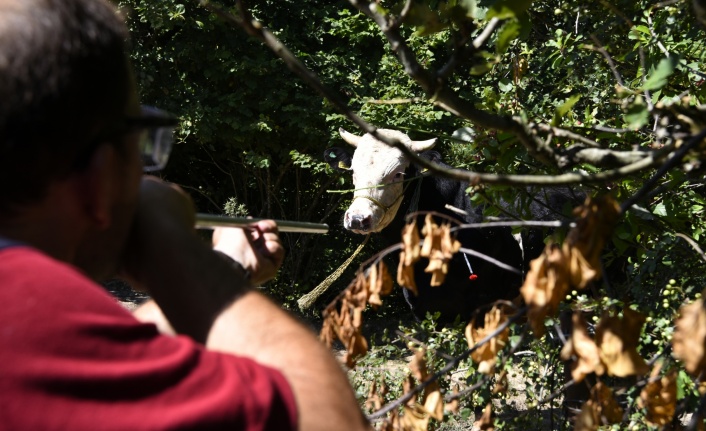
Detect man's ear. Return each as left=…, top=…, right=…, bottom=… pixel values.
left=76, top=142, right=119, bottom=230
left=323, top=147, right=352, bottom=172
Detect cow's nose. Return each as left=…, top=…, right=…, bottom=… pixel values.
left=347, top=213, right=372, bottom=232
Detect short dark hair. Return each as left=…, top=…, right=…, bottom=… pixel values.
left=0, top=0, right=131, bottom=214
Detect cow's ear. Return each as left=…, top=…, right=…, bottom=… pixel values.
left=414, top=151, right=442, bottom=174
left=418, top=150, right=442, bottom=164
left=324, top=147, right=352, bottom=172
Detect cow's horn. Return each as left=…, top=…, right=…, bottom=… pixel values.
left=409, top=138, right=437, bottom=152
left=339, top=128, right=361, bottom=148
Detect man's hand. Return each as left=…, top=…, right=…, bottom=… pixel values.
left=212, top=222, right=284, bottom=286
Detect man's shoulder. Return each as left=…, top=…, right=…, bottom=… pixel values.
left=0, top=245, right=128, bottom=318
left=0, top=245, right=86, bottom=280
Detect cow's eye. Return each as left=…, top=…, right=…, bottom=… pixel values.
left=394, top=172, right=404, bottom=180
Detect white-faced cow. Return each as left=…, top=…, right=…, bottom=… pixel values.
left=325, top=128, right=576, bottom=324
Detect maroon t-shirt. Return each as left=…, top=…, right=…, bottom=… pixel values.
left=0, top=245, right=298, bottom=430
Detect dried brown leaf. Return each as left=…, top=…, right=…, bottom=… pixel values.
left=560, top=312, right=605, bottom=382
left=369, top=261, right=393, bottom=309
left=574, top=381, right=623, bottom=431
left=407, top=349, right=444, bottom=421
left=401, top=220, right=421, bottom=265
left=420, top=216, right=460, bottom=286
left=673, top=295, right=706, bottom=376
left=343, top=330, right=368, bottom=368
left=423, top=382, right=444, bottom=421
left=327, top=294, right=369, bottom=368
left=402, top=375, right=416, bottom=408
left=493, top=369, right=508, bottom=394
left=420, top=214, right=437, bottom=258
left=638, top=364, right=677, bottom=426
left=400, top=404, right=430, bottom=431
left=409, top=349, right=429, bottom=382
left=595, top=308, right=649, bottom=377
left=520, top=243, right=570, bottom=336
left=465, top=305, right=510, bottom=374
left=319, top=309, right=339, bottom=348
left=366, top=379, right=388, bottom=414
left=474, top=404, right=494, bottom=431
left=565, top=242, right=598, bottom=290
left=397, top=251, right=418, bottom=295
left=444, top=385, right=460, bottom=414
left=346, top=272, right=369, bottom=310
left=567, top=196, right=621, bottom=285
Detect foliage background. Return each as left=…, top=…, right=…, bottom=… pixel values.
left=118, top=0, right=706, bottom=428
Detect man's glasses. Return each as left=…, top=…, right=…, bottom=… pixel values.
left=73, top=105, right=178, bottom=172
left=126, top=106, right=178, bottom=172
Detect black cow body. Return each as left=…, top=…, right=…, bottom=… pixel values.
left=382, top=153, right=525, bottom=323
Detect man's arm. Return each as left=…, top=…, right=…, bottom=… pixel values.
left=125, top=177, right=370, bottom=431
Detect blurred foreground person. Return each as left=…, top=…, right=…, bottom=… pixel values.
left=0, top=1, right=369, bottom=430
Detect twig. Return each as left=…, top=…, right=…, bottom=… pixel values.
left=535, top=379, right=577, bottom=407
left=458, top=247, right=522, bottom=274
left=674, top=233, right=706, bottom=264
left=585, top=125, right=634, bottom=134
left=390, top=0, right=413, bottom=30
left=364, top=97, right=425, bottom=105
left=620, top=129, right=706, bottom=214
left=537, top=124, right=602, bottom=148
left=473, top=17, right=501, bottom=50
left=444, top=378, right=487, bottom=402
left=587, top=35, right=626, bottom=89
left=395, top=330, right=455, bottom=361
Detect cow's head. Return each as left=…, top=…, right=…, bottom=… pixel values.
left=325, top=128, right=437, bottom=234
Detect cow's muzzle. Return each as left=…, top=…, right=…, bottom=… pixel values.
left=345, top=212, right=372, bottom=232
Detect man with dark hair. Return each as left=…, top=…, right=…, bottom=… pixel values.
left=0, top=1, right=370, bottom=430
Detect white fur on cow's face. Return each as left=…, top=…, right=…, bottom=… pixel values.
left=341, top=129, right=436, bottom=234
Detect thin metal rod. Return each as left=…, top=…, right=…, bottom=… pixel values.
left=195, top=213, right=329, bottom=234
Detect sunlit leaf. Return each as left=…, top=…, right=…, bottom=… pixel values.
left=487, top=0, right=532, bottom=20
left=496, top=20, right=521, bottom=55
left=643, top=56, right=678, bottom=91
left=552, top=94, right=581, bottom=126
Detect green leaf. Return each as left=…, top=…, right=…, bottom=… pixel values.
left=556, top=94, right=581, bottom=117
left=643, top=57, right=678, bottom=91
left=624, top=100, right=649, bottom=129
left=551, top=94, right=581, bottom=126
left=496, top=20, right=521, bottom=55
left=459, top=0, right=477, bottom=17
left=409, top=3, right=446, bottom=36
left=470, top=61, right=493, bottom=75
left=498, top=78, right=514, bottom=93
left=652, top=203, right=668, bottom=217
left=487, top=0, right=533, bottom=20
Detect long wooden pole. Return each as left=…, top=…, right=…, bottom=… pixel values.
left=195, top=213, right=329, bottom=234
